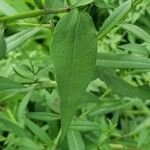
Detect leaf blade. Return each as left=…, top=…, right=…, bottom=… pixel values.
left=50, top=9, right=97, bottom=139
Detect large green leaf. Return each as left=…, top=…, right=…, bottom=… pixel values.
left=95, top=68, right=150, bottom=99
left=0, top=31, right=6, bottom=59
left=97, top=0, right=131, bottom=39
left=50, top=9, right=97, bottom=139
left=96, top=53, right=150, bottom=69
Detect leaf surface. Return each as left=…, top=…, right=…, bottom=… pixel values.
left=0, top=31, right=6, bottom=59
left=96, top=53, right=150, bottom=69
left=97, top=0, right=131, bottom=39
left=50, top=9, right=97, bottom=139
left=95, top=68, right=150, bottom=99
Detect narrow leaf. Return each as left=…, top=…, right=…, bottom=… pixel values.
left=0, top=76, right=24, bottom=91
left=70, top=120, right=100, bottom=132
left=0, top=117, right=28, bottom=137
left=96, top=53, right=150, bottom=69
left=95, top=68, right=150, bottom=99
left=28, top=112, right=60, bottom=121
left=6, top=28, right=41, bottom=52
left=97, top=0, right=131, bottom=39
left=0, top=31, right=6, bottom=59
left=50, top=9, right=97, bottom=139
left=18, top=87, right=34, bottom=121
left=23, top=117, right=53, bottom=146
left=0, top=0, right=18, bottom=16
left=119, top=43, right=149, bottom=56
left=121, top=24, right=150, bottom=43
left=67, top=130, right=85, bottom=150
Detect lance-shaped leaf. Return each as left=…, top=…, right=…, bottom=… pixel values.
left=50, top=9, right=97, bottom=140
left=121, top=23, right=150, bottom=44
left=95, top=68, right=150, bottom=99
left=97, top=0, right=131, bottom=39
left=96, top=53, right=150, bottom=69
left=67, top=130, right=85, bottom=150
left=0, top=31, right=6, bottom=59
left=6, top=28, right=41, bottom=52
left=0, top=76, right=24, bottom=91
left=0, top=0, right=18, bottom=16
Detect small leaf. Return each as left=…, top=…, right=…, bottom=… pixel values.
left=6, top=28, right=41, bottom=52
left=95, top=68, right=150, bottom=99
left=0, top=31, right=6, bottom=59
left=71, top=0, right=94, bottom=8
left=97, top=0, right=131, bottom=39
left=23, top=117, right=53, bottom=146
left=121, top=24, right=150, bottom=43
left=67, top=130, right=85, bottom=150
left=51, top=9, right=97, bottom=140
left=96, top=53, right=150, bottom=69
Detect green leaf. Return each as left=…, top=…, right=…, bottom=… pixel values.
left=0, top=117, right=28, bottom=137
left=119, top=43, right=149, bottom=56
left=70, top=120, right=100, bottom=132
left=50, top=9, right=97, bottom=139
left=71, top=0, right=94, bottom=8
left=0, top=0, right=18, bottom=16
left=67, top=130, right=85, bottom=150
left=97, top=0, right=131, bottom=39
left=128, top=117, right=150, bottom=136
left=6, top=28, right=41, bottom=52
left=0, top=76, right=24, bottom=91
left=94, top=0, right=113, bottom=9
left=95, top=68, right=150, bottom=99
left=90, top=98, right=140, bottom=116
left=121, top=24, right=150, bottom=43
left=0, top=31, right=6, bottom=59
left=27, top=112, right=60, bottom=121
left=23, top=117, right=53, bottom=146
left=18, top=137, right=40, bottom=150
left=43, top=0, right=65, bottom=21
left=17, top=87, right=34, bottom=121
left=96, top=53, right=150, bottom=69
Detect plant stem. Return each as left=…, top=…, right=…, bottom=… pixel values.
left=0, top=8, right=69, bottom=23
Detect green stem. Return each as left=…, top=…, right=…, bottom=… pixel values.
left=0, top=8, right=69, bottom=23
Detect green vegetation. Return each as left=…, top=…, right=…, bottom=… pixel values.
left=0, top=0, right=150, bottom=149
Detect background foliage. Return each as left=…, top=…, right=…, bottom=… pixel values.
left=0, top=0, right=150, bottom=150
